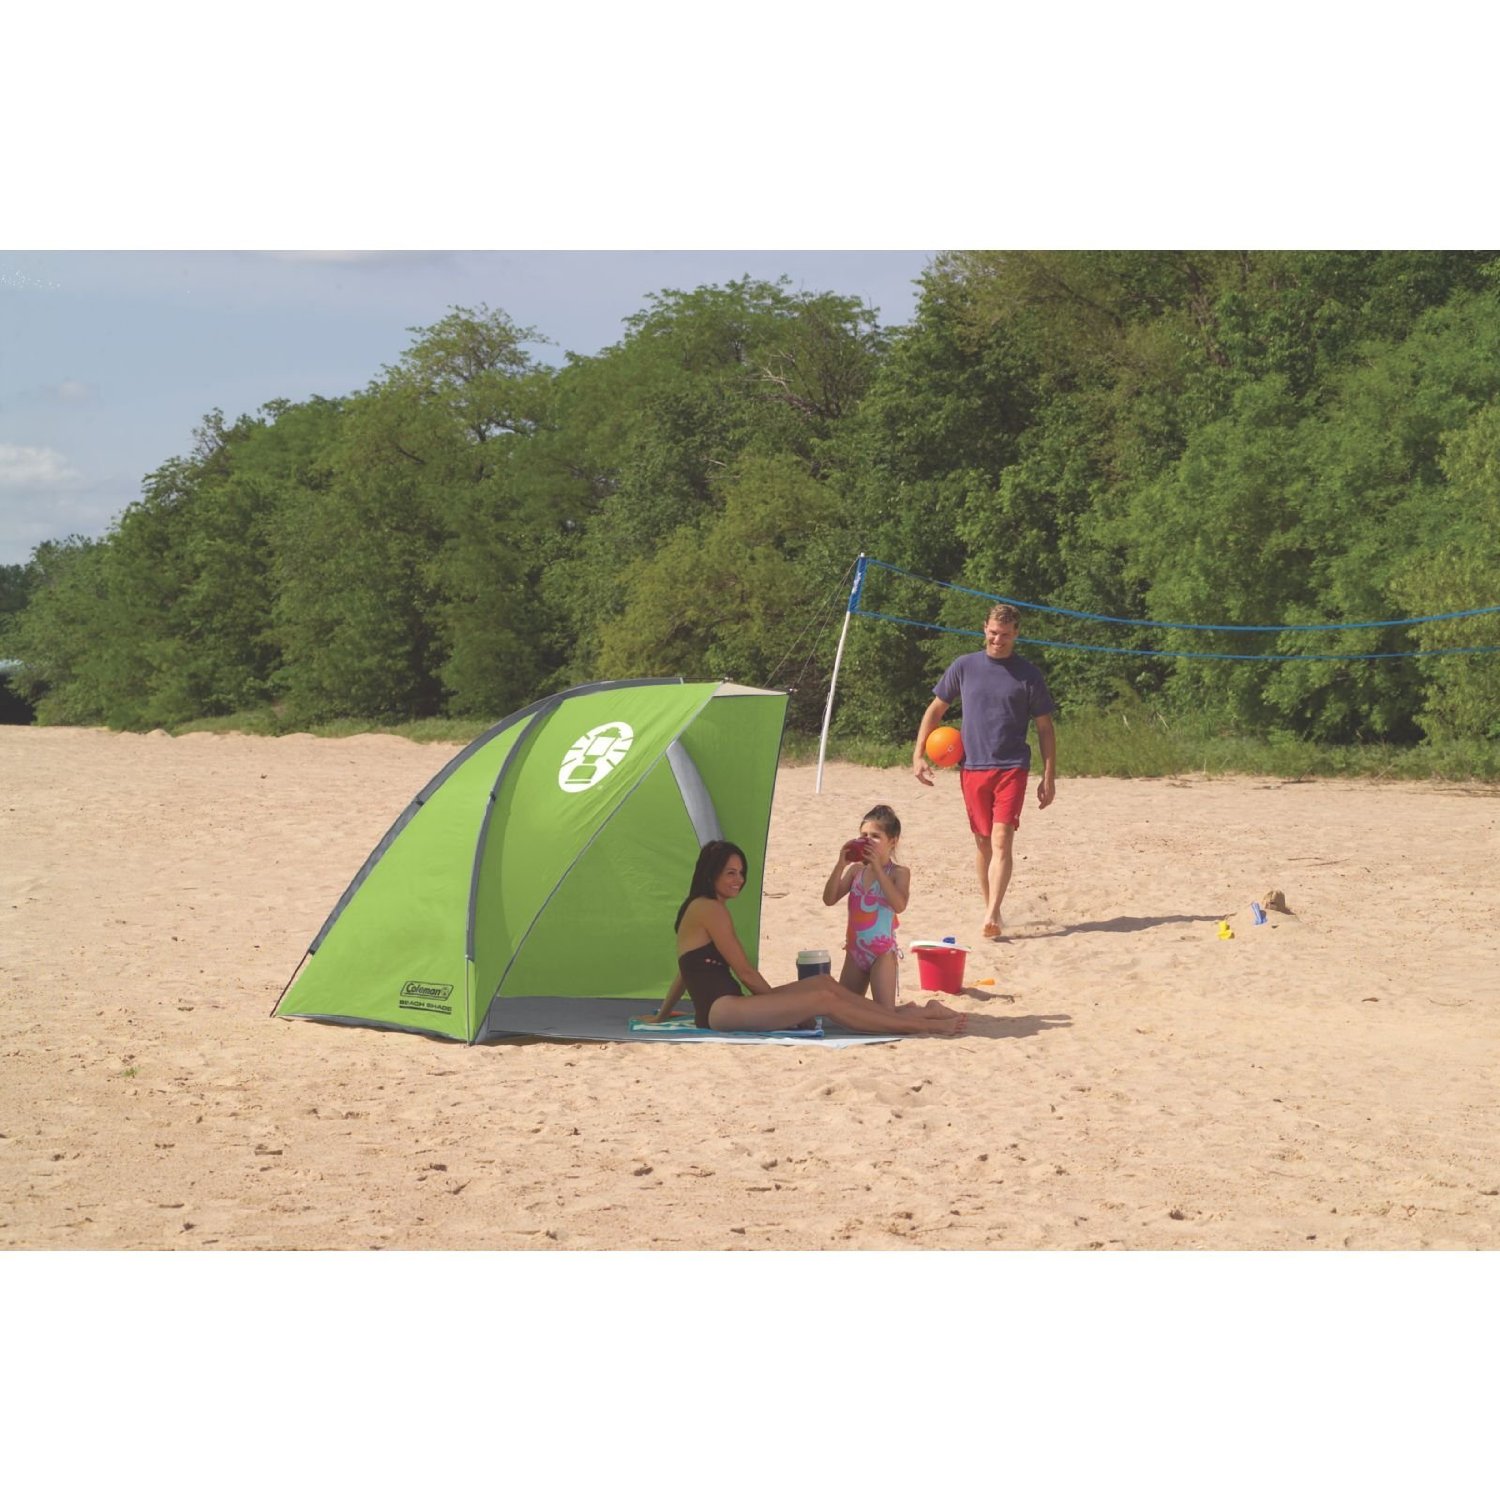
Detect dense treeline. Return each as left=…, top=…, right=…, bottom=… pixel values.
left=4, top=253, right=1500, bottom=748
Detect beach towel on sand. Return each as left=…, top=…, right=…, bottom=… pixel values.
left=476, top=995, right=898, bottom=1046
left=630, top=1012, right=824, bottom=1040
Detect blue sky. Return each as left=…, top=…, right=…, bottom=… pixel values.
left=0, top=250, right=933, bottom=566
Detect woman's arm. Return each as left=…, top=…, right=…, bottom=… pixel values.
left=651, top=971, right=687, bottom=1024
left=702, top=900, right=773, bottom=995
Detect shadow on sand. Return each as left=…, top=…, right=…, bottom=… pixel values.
left=959, top=1011, right=1072, bottom=1040
left=1014, top=912, right=1223, bottom=940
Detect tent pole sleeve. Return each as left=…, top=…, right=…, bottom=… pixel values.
left=271, top=953, right=309, bottom=1016
left=816, top=554, right=868, bottom=795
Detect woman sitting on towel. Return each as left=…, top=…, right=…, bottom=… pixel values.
left=652, top=840, right=966, bottom=1037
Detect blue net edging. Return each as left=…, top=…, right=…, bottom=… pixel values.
left=854, top=560, right=1500, bottom=664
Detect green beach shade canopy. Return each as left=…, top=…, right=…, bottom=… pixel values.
left=274, top=679, right=788, bottom=1042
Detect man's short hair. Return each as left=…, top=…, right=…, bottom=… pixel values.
left=986, top=604, right=1020, bottom=627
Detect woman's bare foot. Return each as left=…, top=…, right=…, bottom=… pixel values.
left=895, top=1001, right=942, bottom=1020
left=923, top=1011, right=967, bottom=1035
left=896, top=1001, right=967, bottom=1032
left=918, top=996, right=962, bottom=1019
left=982, top=919, right=1002, bottom=941
left=885, top=1003, right=965, bottom=1035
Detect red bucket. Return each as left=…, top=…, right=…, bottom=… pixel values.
left=911, top=942, right=968, bottom=994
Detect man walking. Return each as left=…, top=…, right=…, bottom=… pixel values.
left=912, top=603, right=1057, bottom=939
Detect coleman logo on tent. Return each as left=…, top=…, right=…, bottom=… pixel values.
left=558, top=721, right=634, bottom=793
left=400, top=980, right=454, bottom=1005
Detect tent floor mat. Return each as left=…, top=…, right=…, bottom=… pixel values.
left=481, top=995, right=899, bottom=1046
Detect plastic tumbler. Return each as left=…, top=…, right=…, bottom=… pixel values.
left=796, top=948, right=832, bottom=980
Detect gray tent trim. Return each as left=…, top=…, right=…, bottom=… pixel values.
left=666, top=739, right=723, bottom=845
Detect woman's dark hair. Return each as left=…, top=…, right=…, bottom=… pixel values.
left=862, top=804, right=901, bottom=839
left=675, top=839, right=750, bottom=930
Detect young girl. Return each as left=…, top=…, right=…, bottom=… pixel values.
left=652, top=840, right=964, bottom=1036
left=822, top=804, right=908, bottom=1009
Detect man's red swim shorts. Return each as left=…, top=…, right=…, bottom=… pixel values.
left=960, top=767, right=1029, bottom=837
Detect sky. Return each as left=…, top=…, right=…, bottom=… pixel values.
left=0, top=249, right=933, bottom=565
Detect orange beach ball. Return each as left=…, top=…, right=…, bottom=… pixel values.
left=925, top=725, right=963, bottom=768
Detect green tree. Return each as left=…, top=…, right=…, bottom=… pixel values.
left=5, top=536, right=124, bottom=724
left=0, top=561, right=33, bottom=636
left=542, top=278, right=885, bottom=685
left=1392, top=400, right=1500, bottom=741
left=130, top=402, right=345, bottom=724
left=595, top=454, right=847, bottom=728
left=270, top=306, right=555, bottom=722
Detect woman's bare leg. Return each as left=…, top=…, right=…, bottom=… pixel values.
left=899, top=996, right=963, bottom=1019
left=822, top=982, right=965, bottom=1035
left=711, top=975, right=964, bottom=1036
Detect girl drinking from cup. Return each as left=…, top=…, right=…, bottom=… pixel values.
left=822, top=803, right=908, bottom=1009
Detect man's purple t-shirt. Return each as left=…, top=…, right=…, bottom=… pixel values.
left=933, top=652, right=1056, bottom=771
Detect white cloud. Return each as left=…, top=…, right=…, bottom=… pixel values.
left=54, top=379, right=95, bottom=403
left=0, top=444, right=82, bottom=490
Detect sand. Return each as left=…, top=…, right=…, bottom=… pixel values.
left=3, top=724, right=1499, bottom=1251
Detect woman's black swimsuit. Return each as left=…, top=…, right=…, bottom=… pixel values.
left=678, top=939, right=743, bottom=1028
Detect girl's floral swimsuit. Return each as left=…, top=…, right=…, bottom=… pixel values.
left=845, top=864, right=902, bottom=971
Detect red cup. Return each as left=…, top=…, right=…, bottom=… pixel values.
left=842, top=837, right=870, bottom=864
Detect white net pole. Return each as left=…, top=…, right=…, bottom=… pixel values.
left=815, top=554, right=868, bottom=794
